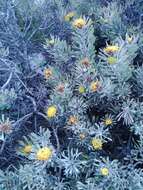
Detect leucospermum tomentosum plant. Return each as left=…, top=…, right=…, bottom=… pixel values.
left=0, top=0, right=143, bottom=190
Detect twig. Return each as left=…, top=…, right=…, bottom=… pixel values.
left=14, top=72, right=33, bottom=96
left=53, top=127, right=60, bottom=152
left=26, top=95, right=37, bottom=112
left=37, top=112, right=48, bottom=121
left=26, top=95, right=38, bottom=132
left=1, top=72, right=13, bottom=90
left=0, top=138, right=7, bottom=154
left=37, top=112, right=60, bottom=152
left=13, top=112, right=33, bottom=128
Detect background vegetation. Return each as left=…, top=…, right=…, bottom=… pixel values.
left=0, top=0, right=143, bottom=189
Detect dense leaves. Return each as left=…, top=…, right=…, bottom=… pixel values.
left=0, top=0, right=143, bottom=189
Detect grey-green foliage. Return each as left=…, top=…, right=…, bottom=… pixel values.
left=133, top=66, right=143, bottom=97
left=67, top=0, right=101, bottom=16
left=98, top=1, right=127, bottom=40
left=98, top=37, right=139, bottom=99
left=45, top=38, right=73, bottom=69
left=59, top=149, right=84, bottom=178
left=77, top=180, right=98, bottom=190
left=0, top=89, right=17, bottom=110
left=78, top=25, right=95, bottom=69
left=19, top=165, right=48, bottom=190
left=72, top=22, right=96, bottom=63
left=0, top=169, right=21, bottom=190
left=77, top=164, right=143, bottom=190
left=0, top=0, right=143, bottom=190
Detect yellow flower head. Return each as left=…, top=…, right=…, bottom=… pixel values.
left=73, top=18, right=86, bottom=29
left=68, top=116, right=78, bottom=125
left=64, top=12, right=75, bottom=21
left=107, top=56, right=117, bottom=64
left=104, top=118, right=113, bottom=126
left=100, top=167, right=109, bottom=176
left=104, top=45, right=119, bottom=54
left=22, top=145, right=32, bottom=154
left=47, top=106, right=57, bottom=118
left=90, top=81, right=100, bottom=92
left=79, top=133, right=86, bottom=140
left=44, top=39, right=55, bottom=47
left=0, top=123, right=12, bottom=134
left=81, top=57, right=90, bottom=66
left=127, top=36, right=133, bottom=43
left=48, top=39, right=55, bottom=45
left=44, top=68, right=52, bottom=79
left=0, top=116, right=12, bottom=134
left=36, top=147, right=52, bottom=161
left=78, top=86, right=86, bottom=94
left=56, top=84, right=65, bottom=93
left=91, top=138, right=102, bottom=150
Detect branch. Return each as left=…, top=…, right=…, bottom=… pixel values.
left=26, top=95, right=37, bottom=112
left=37, top=112, right=60, bottom=152
left=13, top=112, right=33, bottom=128
left=53, top=127, right=60, bottom=152
left=1, top=72, right=13, bottom=90
left=14, top=72, right=33, bottom=96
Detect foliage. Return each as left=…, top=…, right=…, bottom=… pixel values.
left=0, top=0, right=143, bottom=189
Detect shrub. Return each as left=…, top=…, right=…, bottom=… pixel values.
left=0, top=0, right=143, bottom=189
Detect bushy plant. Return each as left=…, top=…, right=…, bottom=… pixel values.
left=0, top=0, right=143, bottom=189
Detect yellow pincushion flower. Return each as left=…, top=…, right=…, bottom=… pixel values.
left=104, top=118, right=113, bottom=126
left=64, top=12, right=75, bottom=21
left=81, top=57, right=90, bottom=66
left=107, top=56, right=117, bottom=64
left=56, top=84, right=65, bottom=93
left=73, top=18, right=86, bottom=29
left=44, top=39, right=55, bottom=47
left=36, top=147, right=52, bottom=161
left=90, top=81, right=100, bottom=92
left=100, top=167, right=109, bottom=176
left=79, top=133, right=86, bottom=140
left=91, top=138, right=102, bottom=150
left=104, top=45, right=119, bottom=54
left=22, top=145, right=32, bottom=154
left=127, top=36, right=133, bottom=43
left=48, top=39, right=55, bottom=45
left=78, top=86, right=86, bottom=94
left=47, top=106, right=57, bottom=118
left=68, top=116, right=78, bottom=125
left=44, top=68, right=52, bottom=79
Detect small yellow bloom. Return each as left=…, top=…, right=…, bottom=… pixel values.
left=47, top=106, right=57, bottom=118
left=79, top=133, right=86, bottom=140
left=90, top=81, right=100, bottom=92
left=91, top=138, right=102, bottom=150
left=36, top=147, right=52, bottom=161
left=107, top=56, right=117, bottom=64
left=73, top=18, right=86, bottom=29
left=78, top=86, right=86, bottom=94
left=68, top=116, right=78, bottom=125
left=104, top=118, right=113, bottom=126
left=22, top=145, right=32, bottom=154
left=0, top=123, right=12, bottom=134
left=44, top=68, right=52, bottom=79
left=127, top=36, right=133, bottom=43
left=64, top=12, right=75, bottom=21
left=44, top=39, right=55, bottom=47
left=81, top=57, right=90, bottom=66
left=104, top=45, right=119, bottom=54
left=48, top=39, right=55, bottom=45
left=56, top=84, right=65, bottom=93
left=100, top=167, right=109, bottom=176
